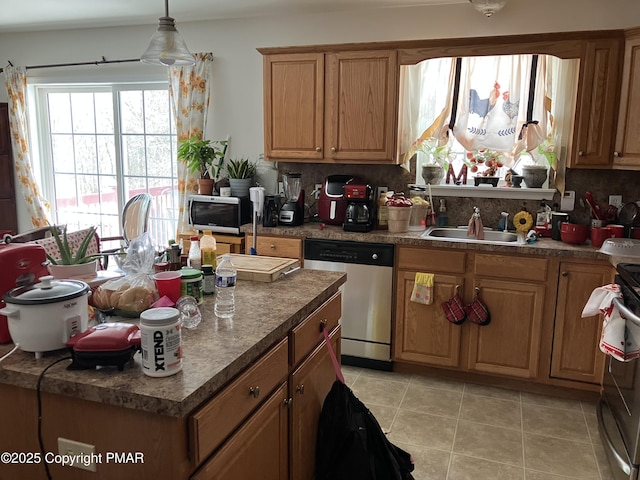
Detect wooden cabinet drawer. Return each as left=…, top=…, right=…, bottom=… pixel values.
left=246, top=235, right=302, bottom=259
left=397, top=246, right=466, bottom=274
left=189, top=337, right=288, bottom=464
left=290, top=292, right=341, bottom=366
left=473, top=253, right=548, bottom=282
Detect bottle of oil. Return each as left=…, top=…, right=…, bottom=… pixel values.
left=377, top=192, right=388, bottom=230
left=200, top=230, right=217, bottom=269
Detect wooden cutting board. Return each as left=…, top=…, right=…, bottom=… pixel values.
left=228, top=254, right=300, bottom=282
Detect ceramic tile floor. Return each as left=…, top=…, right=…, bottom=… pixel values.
left=342, top=365, right=615, bottom=480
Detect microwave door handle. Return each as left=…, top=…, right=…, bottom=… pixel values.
left=613, top=297, right=640, bottom=328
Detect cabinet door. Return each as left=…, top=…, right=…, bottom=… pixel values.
left=290, top=326, right=340, bottom=480
left=551, top=262, right=611, bottom=384
left=467, top=278, right=545, bottom=378
left=571, top=38, right=622, bottom=168
left=0, top=104, right=17, bottom=233
left=613, top=29, right=640, bottom=169
left=192, top=383, right=289, bottom=480
left=325, top=50, right=398, bottom=163
left=394, top=270, right=464, bottom=367
left=263, top=53, right=324, bottom=160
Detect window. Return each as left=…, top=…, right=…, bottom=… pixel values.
left=31, top=83, right=178, bottom=248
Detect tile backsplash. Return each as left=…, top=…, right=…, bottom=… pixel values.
left=275, top=162, right=640, bottom=230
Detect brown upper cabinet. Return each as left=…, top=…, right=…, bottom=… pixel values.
left=613, top=28, right=640, bottom=170
left=260, top=49, right=399, bottom=164
left=259, top=29, right=627, bottom=169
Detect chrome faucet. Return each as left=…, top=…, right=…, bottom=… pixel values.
left=500, top=211, right=509, bottom=232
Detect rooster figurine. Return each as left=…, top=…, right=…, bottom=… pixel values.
left=502, top=91, right=520, bottom=121
left=469, top=82, right=500, bottom=118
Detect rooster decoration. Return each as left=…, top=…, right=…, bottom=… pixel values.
left=501, top=91, right=520, bottom=121
left=469, top=82, right=501, bottom=118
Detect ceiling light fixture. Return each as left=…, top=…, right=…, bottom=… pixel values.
left=468, top=0, right=507, bottom=17
left=141, top=0, right=195, bottom=66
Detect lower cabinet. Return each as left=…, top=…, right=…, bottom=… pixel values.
left=550, top=261, right=613, bottom=385
left=244, top=234, right=303, bottom=259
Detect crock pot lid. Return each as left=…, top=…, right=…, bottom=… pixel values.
left=4, top=276, right=89, bottom=305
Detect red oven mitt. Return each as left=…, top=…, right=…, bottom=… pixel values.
left=441, top=293, right=466, bottom=325
left=465, top=294, right=491, bottom=326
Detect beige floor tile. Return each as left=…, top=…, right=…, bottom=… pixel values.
left=448, top=454, right=525, bottom=480
left=525, top=470, right=580, bottom=479
left=520, top=391, right=583, bottom=411
left=592, top=441, right=617, bottom=480
left=341, top=365, right=361, bottom=386
left=581, top=401, right=598, bottom=416
left=359, top=367, right=412, bottom=384
left=410, top=374, right=466, bottom=393
left=400, top=383, right=462, bottom=418
left=453, top=420, right=524, bottom=466
left=350, top=375, right=408, bottom=408
left=366, top=403, right=398, bottom=434
left=394, top=442, right=450, bottom=480
left=583, top=413, right=602, bottom=445
left=460, top=394, right=522, bottom=430
left=388, top=409, right=457, bottom=451
left=463, top=382, right=521, bottom=402
left=524, top=433, right=600, bottom=479
left=522, top=403, right=590, bottom=443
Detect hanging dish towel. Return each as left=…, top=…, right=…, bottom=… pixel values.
left=467, top=208, right=484, bottom=240
left=582, top=284, right=640, bottom=362
left=411, top=273, right=434, bottom=305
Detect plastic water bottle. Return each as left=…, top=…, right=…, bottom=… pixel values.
left=215, top=254, right=236, bottom=318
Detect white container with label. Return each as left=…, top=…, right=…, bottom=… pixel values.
left=140, top=307, right=182, bottom=377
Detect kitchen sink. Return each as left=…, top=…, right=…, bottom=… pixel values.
left=421, top=227, right=520, bottom=244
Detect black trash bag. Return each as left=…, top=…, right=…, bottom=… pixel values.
left=315, top=380, right=415, bottom=480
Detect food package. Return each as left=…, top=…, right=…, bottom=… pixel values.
left=92, top=234, right=158, bottom=315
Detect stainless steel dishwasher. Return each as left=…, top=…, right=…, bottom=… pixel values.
left=304, top=238, right=394, bottom=371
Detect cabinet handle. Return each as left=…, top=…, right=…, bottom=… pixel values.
left=249, top=386, right=260, bottom=398
left=561, top=271, right=569, bottom=277
left=613, top=151, right=620, bottom=157
left=316, top=147, right=321, bottom=152
left=319, top=319, right=328, bottom=332
left=475, top=286, right=481, bottom=295
left=331, top=147, right=336, bottom=153
left=283, top=398, right=292, bottom=406
left=296, top=384, right=305, bottom=394
left=578, top=151, right=584, bottom=156
left=270, top=244, right=275, bottom=250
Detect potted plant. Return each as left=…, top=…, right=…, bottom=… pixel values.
left=178, top=136, right=228, bottom=195
left=224, top=157, right=257, bottom=197
left=413, top=137, right=453, bottom=185
left=47, top=226, right=102, bottom=278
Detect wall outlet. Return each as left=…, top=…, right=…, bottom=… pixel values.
left=314, top=183, right=323, bottom=199
left=57, top=438, right=97, bottom=472
left=376, top=186, right=388, bottom=199
left=560, top=190, right=576, bottom=211
left=278, top=181, right=284, bottom=197
left=609, top=195, right=623, bottom=209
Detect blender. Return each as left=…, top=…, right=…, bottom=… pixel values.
left=279, top=172, right=304, bottom=226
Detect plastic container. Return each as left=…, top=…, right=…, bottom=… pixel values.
left=387, top=206, right=412, bottom=233
left=200, top=230, right=217, bottom=268
left=188, top=236, right=201, bottom=270
left=215, top=254, right=237, bottom=319
left=180, top=267, right=203, bottom=305
left=408, top=205, right=428, bottom=231
left=140, top=307, right=182, bottom=377
left=202, top=265, right=215, bottom=295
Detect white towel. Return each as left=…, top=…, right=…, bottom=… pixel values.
left=582, top=284, right=640, bottom=362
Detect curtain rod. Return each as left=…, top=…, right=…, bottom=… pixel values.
left=0, top=57, right=141, bottom=74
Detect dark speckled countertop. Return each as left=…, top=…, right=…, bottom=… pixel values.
left=0, top=270, right=345, bottom=418
left=243, top=222, right=612, bottom=261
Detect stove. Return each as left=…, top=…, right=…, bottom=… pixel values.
left=599, top=263, right=640, bottom=480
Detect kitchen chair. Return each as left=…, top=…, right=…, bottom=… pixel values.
left=101, top=193, right=152, bottom=269
left=4, top=224, right=65, bottom=244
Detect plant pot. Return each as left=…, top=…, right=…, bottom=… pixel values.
left=521, top=165, right=548, bottom=188
left=229, top=178, right=253, bottom=198
left=198, top=178, right=214, bottom=195
left=421, top=165, right=444, bottom=185
left=474, top=176, right=499, bottom=187
left=48, top=259, right=98, bottom=279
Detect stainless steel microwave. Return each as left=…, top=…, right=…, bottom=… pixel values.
left=188, top=195, right=252, bottom=234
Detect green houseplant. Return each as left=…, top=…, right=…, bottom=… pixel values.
left=47, top=226, right=102, bottom=278
left=224, top=157, right=257, bottom=197
left=178, top=136, right=228, bottom=195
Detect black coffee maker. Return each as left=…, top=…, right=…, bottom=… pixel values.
left=343, top=183, right=375, bottom=232
left=262, top=195, right=280, bottom=227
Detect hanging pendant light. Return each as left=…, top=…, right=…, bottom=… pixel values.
left=468, top=0, right=507, bottom=17
left=141, top=0, right=195, bottom=66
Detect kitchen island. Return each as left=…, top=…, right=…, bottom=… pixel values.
left=0, top=268, right=346, bottom=480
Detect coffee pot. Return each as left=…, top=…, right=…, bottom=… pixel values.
left=343, top=183, right=375, bottom=232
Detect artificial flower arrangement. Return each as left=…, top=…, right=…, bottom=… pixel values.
left=413, top=137, right=455, bottom=172
left=465, top=149, right=506, bottom=176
